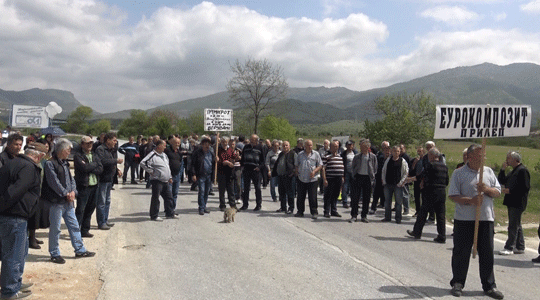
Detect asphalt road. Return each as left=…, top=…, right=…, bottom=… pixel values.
left=93, top=170, right=540, bottom=300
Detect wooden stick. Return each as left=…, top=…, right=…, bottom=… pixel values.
left=214, top=132, right=220, bottom=185
left=472, top=137, right=486, bottom=258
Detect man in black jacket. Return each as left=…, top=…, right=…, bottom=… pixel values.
left=95, top=133, right=123, bottom=230
left=118, top=136, right=139, bottom=184
left=0, top=133, right=23, bottom=168
left=74, top=136, right=103, bottom=238
left=190, top=138, right=215, bottom=215
left=0, top=145, right=45, bottom=299
left=497, top=151, right=530, bottom=255
left=239, top=134, right=265, bottom=211
left=273, top=141, right=297, bottom=214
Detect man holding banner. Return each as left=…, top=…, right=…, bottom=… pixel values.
left=448, top=144, right=503, bottom=299
left=435, top=104, right=531, bottom=300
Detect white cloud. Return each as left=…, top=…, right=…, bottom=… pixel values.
left=1, top=0, right=540, bottom=114
left=420, top=5, right=480, bottom=25
left=321, top=0, right=352, bottom=16
left=520, top=0, right=540, bottom=14
left=493, top=12, right=506, bottom=21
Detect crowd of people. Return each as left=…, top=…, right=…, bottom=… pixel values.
left=0, top=126, right=539, bottom=299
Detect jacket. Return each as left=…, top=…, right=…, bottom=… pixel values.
left=191, top=147, right=216, bottom=179
left=140, top=150, right=173, bottom=183
left=351, top=152, right=378, bottom=184
left=95, top=144, right=118, bottom=183
left=41, top=156, right=77, bottom=204
left=241, top=144, right=264, bottom=171
left=381, top=156, right=409, bottom=187
left=340, top=149, right=358, bottom=174
left=74, top=147, right=103, bottom=188
left=0, top=154, right=41, bottom=219
left=272, top=150, right=297, bottom=177
left=498, top=164, right=530, bottom=210
left=118, top=142, right=140, bottom=162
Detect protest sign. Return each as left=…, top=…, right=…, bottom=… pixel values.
left=11, top=105, right=50, bottom=128
left=204, top=109, right=233, bottom=132
left=434, top=105, right=531, bottom=139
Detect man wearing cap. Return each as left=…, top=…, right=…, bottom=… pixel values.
left=74, top=136, right=103, bottom=238
left=0, top=142, right=45, bottom=299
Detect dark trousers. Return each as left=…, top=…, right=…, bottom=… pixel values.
left=351, top=175, right=372, bottom=218
left=242, top=169, right=262, bottom=208
left=150, top=180, right=175, bottom=219
left=123, top=159, right=137, bottom=182
left=297, top=180, right=318, bottom=215
left=278, top=175, right=295, bottom=211
left=372, top=176, right=385, bottom=209
left=261, top=165, right=268, bottom=187
left=412, top=188, right=446, bottom=238
left=504, top=206, right=525, bottom=251
left=323, top=177, right=342, bottom=214
left=217, top=173, right=235, bottom=209
left=421, top=189, right=435, bottom=220
left=75, top=184, right=98, bottom=234
left=451, top=220, right=496, bottom=291
left=413, top=181, right=421, bottom=211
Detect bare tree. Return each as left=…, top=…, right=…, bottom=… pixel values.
left=226, top=58, right=288, bottom=134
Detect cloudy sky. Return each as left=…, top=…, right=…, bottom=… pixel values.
left=1, top=0, right=540, bottom=113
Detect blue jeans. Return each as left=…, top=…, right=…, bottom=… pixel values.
left=270, top=176, right=278, bottom=200
left=96, top=181, right=113, bottom=227
left=0, top=216, right=28, bottom=298
left=342, top=172, right=353, bottom=204
left=384, top=184, right=404, bottom=222
left=49, top=202, right=87, bottom=257
left=402, top=184, right=410, bottom=213
left=197, top=174, right=212, bottom=212
left=169, top=172, right=181, bottom=209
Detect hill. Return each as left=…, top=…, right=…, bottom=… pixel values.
left=335, top=63, right=540, bottom=115
left=0, top=88, right=88, bottom=121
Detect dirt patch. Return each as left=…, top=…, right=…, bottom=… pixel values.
left=22, top=231, right=103, bottom=299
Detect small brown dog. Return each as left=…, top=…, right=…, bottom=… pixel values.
left=223, top=207, right=238, bottom=223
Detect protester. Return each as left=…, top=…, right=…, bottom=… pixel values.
left=118, top=136, right=139, bottom=184
left=294, top=139, right=323, bottom=219
left=448, top=144, right=503, bottom=299
left=216, top=136, right=237, bottom=211
left=371, top=141, right=389, bottom=212
left=318, top=139, right=330, bottom=195
left=42, top=138, right=95, bottom=264
left=95, top=132, right=123, bottom=230
left=497, top=151, right=530, bottom=255
left=407, top=147, right=448, bottom=243
left=74, top=136, right=103, bottom=238
left=191, top=138, right=215, bottom=215
left=321, top=140, right=343, bottom=218
left=0, top=144, right=44, bottom=299
left=265, top=140, right=281, bottom=202
left=273, top=140, right=296, bottom=214
left=350, top=139, right=377, bottom=223
left=164, top=136, right=182, bottom=210
left=409, top=146, right=424, bottom=217
left=381, top=146, right=408, bottom=224
left=340, top=140, right=357, bottom=209
left=141, top=139, right=175, bottom=221
left=239, top=134, right=264, bottom=211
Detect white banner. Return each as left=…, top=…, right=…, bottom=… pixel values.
left=11, top=105, right=50, bottom=128
left=204, top=108, right=233, bottom=132
left=434, top=105, right=532, bottom=139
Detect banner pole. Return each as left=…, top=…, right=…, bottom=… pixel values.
left=472, top=137, right=486, bottom=259
left=214, top=132, right=219, bottom=185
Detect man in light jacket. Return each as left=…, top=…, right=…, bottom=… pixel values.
left=349, top=139, right=378, bottom=223
left=140, top=139, right=175, bottom=221
left=381, top=145, right=409, bottom=224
